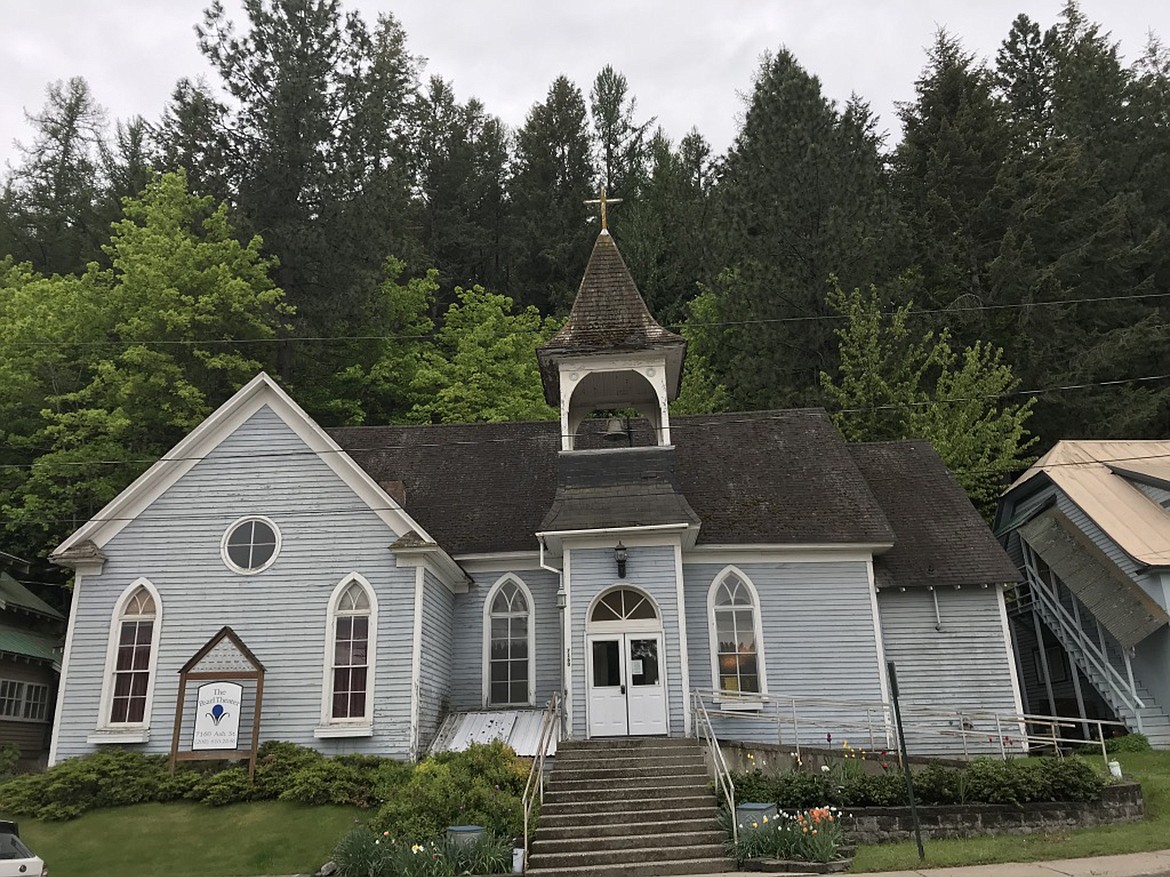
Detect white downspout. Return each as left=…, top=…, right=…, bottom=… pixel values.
left=540, top=539, right=569, bottom=738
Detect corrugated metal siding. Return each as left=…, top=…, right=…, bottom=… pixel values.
left=1132, top=481, right=1170, bottom=508
left=449, top=569, right=561, bottom=711
left=1021, top=511, right=1169, bottom=649
left=879, top=587, right=1019, bottom=756
left=683, top=561, right=884, bottom=745
left=569, top=545, right=684, bottom=738
left=418, top=570, right=453, bottom=752
left=54, top=405, right=417, bottom=762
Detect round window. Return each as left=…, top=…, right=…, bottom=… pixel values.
left=222, top=516, right=280, bottom=574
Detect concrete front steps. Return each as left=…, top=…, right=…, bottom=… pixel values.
left=525, top=737, right=734, bottom=877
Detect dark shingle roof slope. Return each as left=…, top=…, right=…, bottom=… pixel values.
left=540, top=446, right=702, bottom=533
left=848, top=441, right=1021, bottom=588
left=330, top=409, right=896, bottom=554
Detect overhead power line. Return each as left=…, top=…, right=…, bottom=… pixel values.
left=1, top=370, right=1168, bottom=472
left=2, top=290, right=1167, bottom=349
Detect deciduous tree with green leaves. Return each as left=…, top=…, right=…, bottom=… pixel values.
left=0, top=171, right=286, bottom=559
left=819, top=283, right=1036, bottom=516
left=408, top=287, right=561, bottom=424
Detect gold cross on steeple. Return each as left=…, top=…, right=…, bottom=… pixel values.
left=585, top=186, right=622, bottom=231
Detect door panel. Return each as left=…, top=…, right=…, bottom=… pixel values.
left=626, top=636, right=668, bottom=735
left=586, top=633, right=668, bottom=737
left=588, top=638, right=629, bottom=736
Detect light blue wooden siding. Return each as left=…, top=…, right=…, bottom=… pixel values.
left=878, top=587, right=1019, bottom=756
left=449, top=569, right=562, bottom=711
left=418, top=570, right=453, bottom=752
left=569, top=546, right=684, bottom=738
left=683, top=561, right=884, bottom=744
left=1132, top=625, right=1170, bottom=714
left=55, top=405, right=417, bottom=762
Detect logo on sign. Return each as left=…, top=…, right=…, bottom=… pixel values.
left=192, top=682, right=243, bottom=751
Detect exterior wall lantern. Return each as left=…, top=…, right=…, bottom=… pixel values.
left=614, top=541, right=628, bottom=579
left=555, top=585, right=566, bottom=609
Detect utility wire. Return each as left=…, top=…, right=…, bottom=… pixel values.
left=1, top=370, right=1168, bottom=472
left=2, top=290, right=1167, bottom=349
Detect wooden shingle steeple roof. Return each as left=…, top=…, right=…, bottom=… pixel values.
left=537, top=230, right=686, bottom=404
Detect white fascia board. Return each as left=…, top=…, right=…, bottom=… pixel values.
left=684, top=544, right=892, bottom=565
left=538, top=523, right=692, bottom=555
left=53, top=372, right=436, bottom=557
left=454, top=552, right=544, bottom=573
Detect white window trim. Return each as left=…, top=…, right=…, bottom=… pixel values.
left=316, top=573, right=377, bottom=736
left=94, top=577, right=163, bottom=737
left=220, top=514, right=282, bottom=576
left=481, top=574, right=536, bottom=708
left=707, top=565, right=768, bottom=708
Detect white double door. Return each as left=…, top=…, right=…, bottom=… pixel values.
left=586, top=632, right=668, bottom=737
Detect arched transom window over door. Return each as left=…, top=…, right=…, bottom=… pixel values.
left=487, top=578, right=532, bottom=706
left=590, top=588, right=658, bottom=623
left=710, top=571, right=766, bottom=696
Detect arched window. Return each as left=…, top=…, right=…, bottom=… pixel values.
left=708, top=569, right=766, bottom=696
left=321, top=575, right=377, bottom=730
left=484, top=577, right=533, bottom=706
left=99, top=579, right=162, bottom=729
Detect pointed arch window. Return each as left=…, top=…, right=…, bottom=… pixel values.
left=94, top=579, right=163, bottom=738
left=484, top=577, right=534, bottom=706
left=708, top=570, right=766, bottom=696
left=319, top=575, right=377, bottom=735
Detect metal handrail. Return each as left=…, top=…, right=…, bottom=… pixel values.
left=690, top=689, right=1127, bottom=763
left=522, top=692, right=560, bottom=862
left=1023, top=550, right=1146, bottom=714
left=692, top=690, right=737, bottom=843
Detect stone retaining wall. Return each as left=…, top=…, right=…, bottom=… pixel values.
left=843, top=782, right=1144, bottom=843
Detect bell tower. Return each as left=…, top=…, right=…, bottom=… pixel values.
left=536, top=192, right=687, bottom=451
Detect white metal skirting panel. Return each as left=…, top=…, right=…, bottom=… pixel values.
left=429, top=710, right=557, bottom=758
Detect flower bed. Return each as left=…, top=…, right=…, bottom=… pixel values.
left=729, top=805, right=852, bottom=870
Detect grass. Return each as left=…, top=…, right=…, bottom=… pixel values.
left=850, top=751, right=1170, bottom=872
left=0, top=800, right=365, bottom=877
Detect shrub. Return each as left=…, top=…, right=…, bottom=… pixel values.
left=0, top=743, right=19, bottom=781
left=192, top=766, right=254, bottom=806
left=729, top=755, right=1104, bottom=811
left=372, top=741, right=527, bottom=841
left=1108, top=734, right=1152, bottom=753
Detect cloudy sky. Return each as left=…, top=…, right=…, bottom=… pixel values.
left=3, top=1, right=1168, bottom=170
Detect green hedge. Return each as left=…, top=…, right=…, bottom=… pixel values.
left=731, top=756, right=1104, bottom=809
left=0, top=739, right=528, bottom=839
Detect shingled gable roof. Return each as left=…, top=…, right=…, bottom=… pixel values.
left=848, top=441, right=1021, bottom=589
left=537, top=230, right=686, bottom=404
left=329, top=409, right=897, bottom=556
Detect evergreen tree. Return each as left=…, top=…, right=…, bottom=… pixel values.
left=589, top=65, right=655, bottom=214
left=710, top=50, right=901, bottom=408
left=1, top=77, right=109, bottom=275
left=509, top=75, right=597, bottom=313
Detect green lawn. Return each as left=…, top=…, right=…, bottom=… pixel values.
left=0, top=800, right=365, bottom=877
left=850, top=751, right=1170, bottom=872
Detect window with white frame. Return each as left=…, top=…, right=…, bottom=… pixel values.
left=485, top=577, right=533, bottom=706
left=324, top=577, right=376, bottom=724
left=709, top=570, right=766, bottom=696
left=110, top=586, right=157, bottom=723
left=221, top=516, right=281, bottom=574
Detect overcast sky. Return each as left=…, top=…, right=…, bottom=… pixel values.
left=4, top=1, right=1168, bottom=171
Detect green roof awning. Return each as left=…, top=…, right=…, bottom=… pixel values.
left=0, top=621, right=61, bottom=667
left=0, top=571, right=64, bottom=620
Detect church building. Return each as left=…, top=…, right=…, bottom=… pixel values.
left=47, top=224, right=1024, bottom=765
